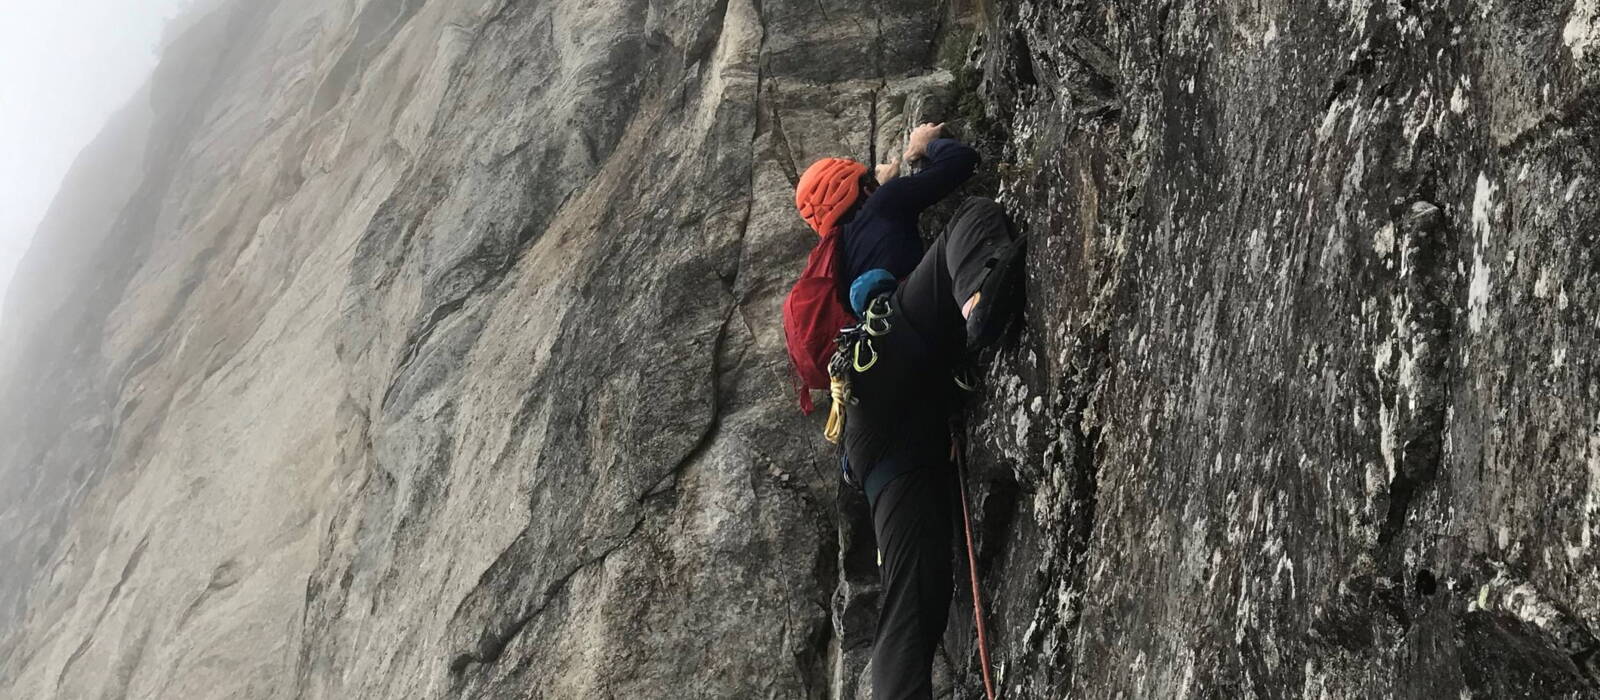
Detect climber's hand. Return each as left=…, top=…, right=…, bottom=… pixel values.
left=875, top=156, right=901, bottom=184
left=905, top=122, right=945, bottom=163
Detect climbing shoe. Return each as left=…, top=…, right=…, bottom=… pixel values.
left=944, top=197, right=1027, bottom=352
left=964, top=232, right=1025, bottom=349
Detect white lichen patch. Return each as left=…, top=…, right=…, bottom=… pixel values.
left=1401, top=90, right=1433, bottom=144
left=1399, top=12, right=1424, bottom=39
left=1373, top=222, right=1395, bottom=256
left=1468, top=255, right=1492, bottom=332
left=1273, top=553, right=1297, bottom=599
left=1248, top=226, right=1268, bottom=271
left=1585, top=425, right=1600, bottom=551
left=1564, top=175, right=1586, bottom=202
left=1473, top=173, right=1496, bottom=235
left=1345, top=104, right=1369, bottom=143
left=1450, top=81, right=1469, bottom=114
left=1234, top=580, right=1256, bottom=645
left=1468, top=173, right=1497, bottom=333
left=1473, top=567, right=1572, bottom=634
left=1373, top=338, right=1393, bottom=377
left=1263, top=21, right=1279, bottom=45
left=1566, top=0, right=1599, bottom=61
left=1397, top=345, right=1419, bottom=402
left=1379, top=403, right=1398, bottom=479
left=1318, top=96, right=1353, bottom=141
left=1364, top=460, right=1386, bottom=500
left=1013, top=405, right=1033, bottom=448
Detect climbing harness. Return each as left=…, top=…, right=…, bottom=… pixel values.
left=822, top=294, right=895, bottom=445
left=953, top=424, right=998, bottom=700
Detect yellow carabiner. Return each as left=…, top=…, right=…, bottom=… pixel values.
left=852, top=338, right=879, bottom=372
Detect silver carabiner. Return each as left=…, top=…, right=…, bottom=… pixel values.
left=864, top=296, right=894, bottom=337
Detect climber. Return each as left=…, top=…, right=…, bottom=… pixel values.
left=784, top=123, right=1025, bottom=700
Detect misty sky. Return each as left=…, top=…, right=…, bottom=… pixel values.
left=0, top=0, right=192, bottom=316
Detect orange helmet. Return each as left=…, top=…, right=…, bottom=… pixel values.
left=795, top=157, right=868, bottom=236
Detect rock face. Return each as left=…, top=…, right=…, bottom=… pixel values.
left=2, top=0, right=1598, bottom=698
left=960, top=1, right=1600, bottom=697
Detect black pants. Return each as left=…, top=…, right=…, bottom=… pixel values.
left=847, top=198, right=1011, bottom=700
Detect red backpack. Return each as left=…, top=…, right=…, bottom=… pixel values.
left=783, top=229, right=855, bottom=414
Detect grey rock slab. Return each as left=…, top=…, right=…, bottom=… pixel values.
left=0, top=0, right=946, bottom=698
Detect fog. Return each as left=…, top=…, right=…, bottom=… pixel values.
left=0, top=0, right=192, bottom=320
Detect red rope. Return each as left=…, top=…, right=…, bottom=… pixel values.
left=953, top=432, right=998, bottom=700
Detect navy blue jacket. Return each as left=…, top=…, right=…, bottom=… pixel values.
left=840, top=138, right=980, bottom=286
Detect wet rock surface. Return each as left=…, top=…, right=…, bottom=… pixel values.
left=1, top=0, right=1597, bottom=698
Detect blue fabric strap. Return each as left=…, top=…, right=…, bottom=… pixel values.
left=849, top=268, right=897, bottom=319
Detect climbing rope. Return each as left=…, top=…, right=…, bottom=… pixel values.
left=952, top=426, right=998, bottom=700
left=824, top=374, right=851, bottom=444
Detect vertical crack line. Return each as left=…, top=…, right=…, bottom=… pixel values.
left=926, top=0, right=951, bottom=67
left=867, top=89, right=880, bottom=167
left=1058, top=328, right=1110, bottom=692
left=769, top=106, right=802, bottom=185
left=451, top=312, right=735, bottom=677
left=644, top=305, right=735, bottom=502
left=446, top=513, right=651, bottom=676
left=1376, top=201, right=1452, bottom=550
left=870, top=0, right=886, bottom=84
left=812, top=0, right=830, bottom=23
left=865, top=0, right=888, bottom=167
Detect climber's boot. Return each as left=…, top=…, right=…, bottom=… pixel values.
left=944, top=197, right=1027, bottom=351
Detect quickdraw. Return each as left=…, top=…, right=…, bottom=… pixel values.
left=835, top=293, right=895, bottom=374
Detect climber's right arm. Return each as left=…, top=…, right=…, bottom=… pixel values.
left=865, top=135, right=979, bottom=216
